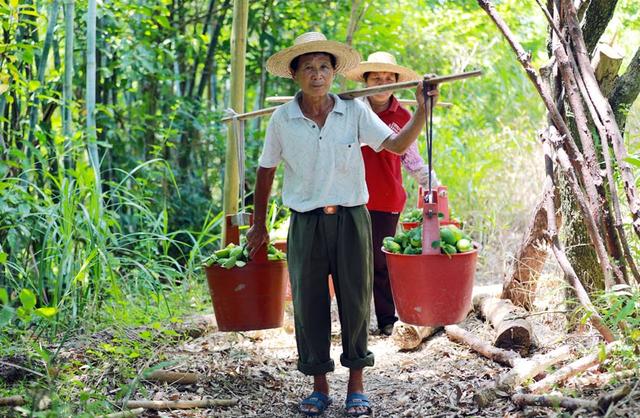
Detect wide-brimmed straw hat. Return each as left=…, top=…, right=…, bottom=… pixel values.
left=345, top=51, right=420, bottom=83
left=266, top=32, right=361, bottom=79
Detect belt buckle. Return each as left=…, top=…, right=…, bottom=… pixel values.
left=323, top=205, right=338, bottom=215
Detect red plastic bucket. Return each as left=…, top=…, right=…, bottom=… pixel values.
left=400, top=221, right=421, bottom=231
left=205, top=246, right=287, bottom=331
left=383, top=248, right=478, bottom=327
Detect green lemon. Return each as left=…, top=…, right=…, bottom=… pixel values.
left=440, top=228, right=457, bottom=246
left=456, top=238, right=473, bottom=253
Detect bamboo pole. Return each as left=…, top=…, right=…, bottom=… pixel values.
left=266, top=96, right=453, bottom=108
left=63, top=0, right=75, bottom=165
left=221, top=0, right=248, bottom=245
left=220, top=71, right=479, bottom=122
left=86, top=0, right=102, bottom=212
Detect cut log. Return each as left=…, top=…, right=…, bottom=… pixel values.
left=125, top=399, right=237, bottom=410
left=392, top=322, right=439, bottom=350
left=0, top=395, right=25, bottom=407
left=591, top=43, right=626, bottom=133
left=445, top=325, right=521, bottom=367
left=474, top=345, right=571, bottom=408
left=473, top=295, right=533, bottom=355
left=528, top=341, right=621, bottom=393
left=144, top=370, right=201, bottom=385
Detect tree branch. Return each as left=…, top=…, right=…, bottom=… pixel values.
left=581, top=0, right=619, bottom=54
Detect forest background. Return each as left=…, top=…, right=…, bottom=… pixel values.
left=0, top=0, right=639, bottom=414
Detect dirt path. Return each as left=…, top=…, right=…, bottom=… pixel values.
left=127, top=274, right=638, bottom=418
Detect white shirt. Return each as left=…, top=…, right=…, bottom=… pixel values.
left=259, top=92, right=393, bottom=212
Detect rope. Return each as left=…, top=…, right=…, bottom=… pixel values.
left=422, top=80, right=436, bottom=204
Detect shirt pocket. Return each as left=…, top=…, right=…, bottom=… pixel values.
left=333, top=142, right=358, bottom=173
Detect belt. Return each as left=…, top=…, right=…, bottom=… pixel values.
left=293, top=205, right=342, bottom=215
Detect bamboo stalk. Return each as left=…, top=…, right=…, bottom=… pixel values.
left=221, top=0, right=248, bottom=245
left=125, top=399, right=237, bottom=410
left=63, top=0, right=74, bottom=165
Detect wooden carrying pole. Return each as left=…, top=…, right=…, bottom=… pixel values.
left=221, top=0, right=248, bottom=245
left=221, top=69, right=482, bottom=122
left=266, top=96, right=453, bottom=108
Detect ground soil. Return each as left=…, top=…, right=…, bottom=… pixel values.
left=120, top=272, right=639, bottom=417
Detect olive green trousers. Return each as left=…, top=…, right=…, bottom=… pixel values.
left=287, top=205, right=375, bottom=375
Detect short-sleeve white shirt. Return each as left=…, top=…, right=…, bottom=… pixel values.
left=259, top=91, right=393, bottom=212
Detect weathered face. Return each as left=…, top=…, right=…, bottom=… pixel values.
left=366, top=71, right=398, bottom=103
left=291, top=53, right=335, bottom=97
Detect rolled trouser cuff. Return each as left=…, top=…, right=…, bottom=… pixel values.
left=340, top=351, right=375, bottom=370
left=298, top=358, right=335, bottom=376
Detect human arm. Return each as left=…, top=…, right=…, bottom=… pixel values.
left=246, top=166, right=277, bottom=258
left=401, top=142, right=439, bottom=188
left=380, top=82, right=439, bottom=155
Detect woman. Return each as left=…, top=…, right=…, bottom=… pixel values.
left=246, top=32, right=437, bottom=417
left=345, top=52, right=439, bottom=337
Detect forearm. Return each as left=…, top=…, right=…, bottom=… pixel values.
left=381, top=107, right=426, bottom=155
left=252, top=166, right=277, bottom=226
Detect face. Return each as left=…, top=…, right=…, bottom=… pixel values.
left=291, top=53, right=335, bottom=97
left=365, top=71, right=398, bottom=104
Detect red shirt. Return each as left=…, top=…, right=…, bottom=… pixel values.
left=362, top=95, right=410, bottom=213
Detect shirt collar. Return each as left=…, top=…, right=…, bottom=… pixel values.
left=361, top=95, right=399, bottom=115
left=287, top=91, right=345, bottom=120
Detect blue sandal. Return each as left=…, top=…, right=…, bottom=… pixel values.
left=299, top=391, right=332, bottom=416
left=345, top=392, right=373, bottom=417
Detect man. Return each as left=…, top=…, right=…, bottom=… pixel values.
left=246, top=32, right=438, bottom=417
left=345, top=52, right=439, bottom=337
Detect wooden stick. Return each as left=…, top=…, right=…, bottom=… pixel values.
left=339, top=70, right=483, bottom=99
left=0, top=395, right=25, bottom=407
left=474, top=345, right=571, bottom=408
left=528, top=341, right=621, bottom=393
left=265, top=96, right=453, bottom=108
left=512, top=384, right=630, bottom=413
left=512, top=392, right=597, bottom=411
left=393, top=322, right=440, bottom=350
left=103, top=408, right=145, bottom=418
left=144, top=370, right=200, bottom=385
left=541, top=134, right=616, bottom=342
left=221, top=70, right=481, bottom=121
left=125, top=399, right=237, bottom=410
left=473, top=295, right=533, bottom=355
left=445, top=325, right=521, bottom=367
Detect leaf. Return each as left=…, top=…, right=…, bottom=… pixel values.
left=0, top=84, right=9, bottom=95
left=0, top=306, right=14, bottom=327
left=431, top=240, right=442, bottom=249
left=624, top=156, right=640, bottom=168
left=0, top=288, right=8, bottom=305
left=19, top=288, right=36, bottom=311
left=34, top=306, right=57, bottom=318
left=0, top=251, right=7, bottom=264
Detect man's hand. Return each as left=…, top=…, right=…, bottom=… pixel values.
left=246, top=223, right=269, bottom=258
left=415, top=74, right=440, bottom=112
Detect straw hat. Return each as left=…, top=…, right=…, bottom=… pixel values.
left=345, top=51, right=420, bottom=83
left=266, top=32, right=361, bottom=79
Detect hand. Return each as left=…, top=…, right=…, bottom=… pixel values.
left=415, top=74, right=440, bottom=112
left=246, top=223, right=269, bottom=259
